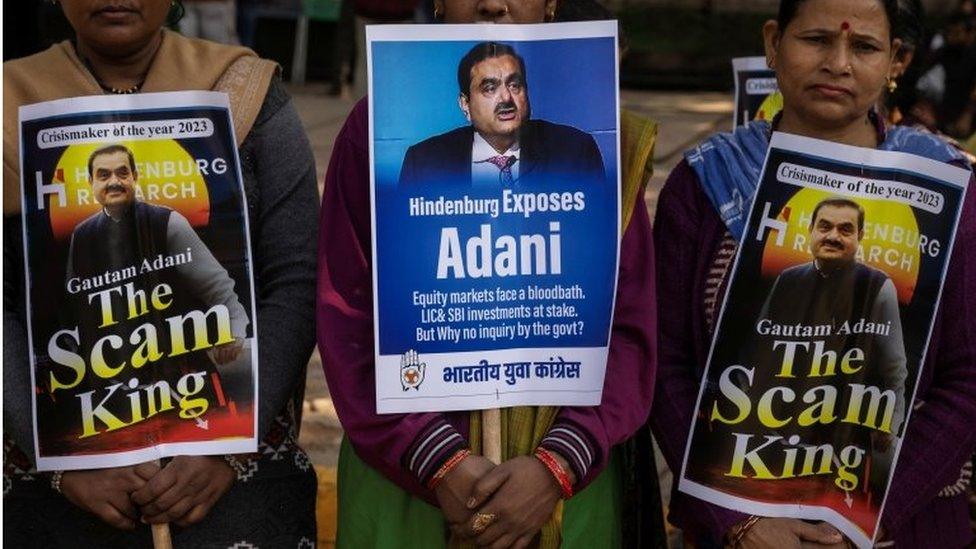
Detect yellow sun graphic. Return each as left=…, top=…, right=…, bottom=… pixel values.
left=48, top=140, right=210, bottom=241
left=761, top=188, right=921, bottom=304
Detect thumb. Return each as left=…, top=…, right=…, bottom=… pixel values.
left=467, top=467, right=509, bottom=509
left=794, top=520, right=843, bottom=545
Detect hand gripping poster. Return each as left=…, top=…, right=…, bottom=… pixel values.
left=679, top=132, right=970, bottom=547
left=732, top=57, right=781, bottom=129
left=368, top=22, right=620, bottom=413
left=19, top=92, right=258, bottom=470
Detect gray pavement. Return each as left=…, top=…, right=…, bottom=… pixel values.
left=288, top=83, right=734, bottom=470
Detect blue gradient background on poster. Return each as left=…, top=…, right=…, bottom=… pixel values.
left=372, top=37, right=617, bottom=186
left=371, top=36, right=619, bottom=355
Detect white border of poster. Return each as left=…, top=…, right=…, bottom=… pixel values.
left=367, top=22, right=622, bottom=414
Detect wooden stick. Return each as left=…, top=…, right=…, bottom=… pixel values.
left=482, top=408, right=502, bottom=465
left=151, top=522, right=173, bottom=549
left=150, top=459, right=173, bottom=549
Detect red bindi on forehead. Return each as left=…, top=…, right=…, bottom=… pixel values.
left=841, top=21, right=851, bottom=31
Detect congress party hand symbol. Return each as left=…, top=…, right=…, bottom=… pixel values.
left=401, top=349, right=426, bottom=391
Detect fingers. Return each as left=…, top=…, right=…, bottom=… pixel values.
left=109, top=489, right=140, bottom=522
left=213, top=346, right=234, bottom=365
left=488, top=533, right=518, bottom=549
left=473, top=519, right=505, bottom=547
left=143, top=495, right=194, bottom=524
left=140, top=458, right=233, bottom=526
left=174, top=502, right=211, bottom=528
left=450, top=522, right=475, bottom=541
left=468, top=467, right=510, bottom=510
left=513, top=534, right=534, bottom=549
left=139, top=483, right=185, bottom=518
left=209, top=341, right=242, bottom=365
left=794, top=521, right=843, bottom=545
left=213, top=347, right=228, bottom=364
left=98, top=502, right=137, bottom=530
left=227, top=345, right=242, bottom=362
left=221, top=342, right=243, bottom=363
left=133, top=462, right=160, bottom=481
left=109, top=467, right=149, bottom=493
left=132, top=462, right=191, bottom=516
left=131, top=464, right=177, bottom=507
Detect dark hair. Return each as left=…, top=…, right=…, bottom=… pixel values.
left=894, top=0, right=925, bottom=50
left=167, top=0, right=185, bottom=26
left=811, top=197, right=865, bottom=232
left=457, top=42, right=527, bottom=97
left=777, top=0, right=899, bottom=41
left=555, top=0, right=612, bottom=21
left=554, top=0, right=630, bottom=56
left=946, top=11, right=976, bottom=32
left=88, top=144, right=137, bottom=178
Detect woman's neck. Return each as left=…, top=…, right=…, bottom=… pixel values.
left=777, top=108, right=879, bottom=149
left=77, top=31, right=163, bottom=90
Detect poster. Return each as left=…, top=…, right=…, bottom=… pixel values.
left=368, top=22, right=620, bottom=413
left=678, top=132, right=970, bottom=547
left=732, top=56, right=781, bottom=129
left=19, top=92, right=259, bottom=470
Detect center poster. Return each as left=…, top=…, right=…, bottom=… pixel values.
left=367, top=22, right=621, bottom=413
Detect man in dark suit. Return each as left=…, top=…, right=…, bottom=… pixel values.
left=68, top=144, right=248, bottom=367
left=398, top=41, right=606, bottom=187
left=752, top=197, right=906, bottom=458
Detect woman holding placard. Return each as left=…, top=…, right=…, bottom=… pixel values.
left=650, top=0, right=976, bottom=546
left=3, top=0, right=319, bottom=546
left=317, top=0, right=658, bottom=547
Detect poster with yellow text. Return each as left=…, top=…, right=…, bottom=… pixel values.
left=19, top=92, right=258, bottom=470
left=680, top=132, right=970, bottom=548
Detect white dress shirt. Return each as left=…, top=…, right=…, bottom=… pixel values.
left=471, top=131, right=520, bottom=187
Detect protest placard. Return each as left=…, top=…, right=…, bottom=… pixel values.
left=732, top=56, right=781, bottom=129
left=19, top=91, right=258, bottom=471
left=367, top=22, right=620, bottom=414
left=679, top=132, right=970, bottom=547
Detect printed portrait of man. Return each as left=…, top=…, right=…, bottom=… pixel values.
left=398, top=41, right=606, bottom=187
left=66, top=144, right=249, bottom=370
left=756, top=197, right=908, bottom=453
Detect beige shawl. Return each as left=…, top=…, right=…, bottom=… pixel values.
left=3, top=29, right=277, bottom=215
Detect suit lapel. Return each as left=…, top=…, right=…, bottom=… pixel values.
left=517, top=120, right=541, bottom=184
left=456, top=126, right=475, bottom=185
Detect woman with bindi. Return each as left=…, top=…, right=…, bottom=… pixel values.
left=648, top=0, right=976, bottom=547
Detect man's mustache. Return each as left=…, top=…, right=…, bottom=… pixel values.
left=495, top=101, right=517, bottom=114
left=821, top=238, right=844, bottom=249
left=103, top=183, right=128, bottom=193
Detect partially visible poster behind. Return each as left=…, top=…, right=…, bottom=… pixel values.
left=19, top=92, right=259, bottom=470
left=368, top=22, right=621, bottom=413
left=679, top=132, right=970, bottom=547
left=733, top=56, right=781, bottom=129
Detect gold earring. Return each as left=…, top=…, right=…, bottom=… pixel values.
left=886, top=77, right=898, bottom=93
